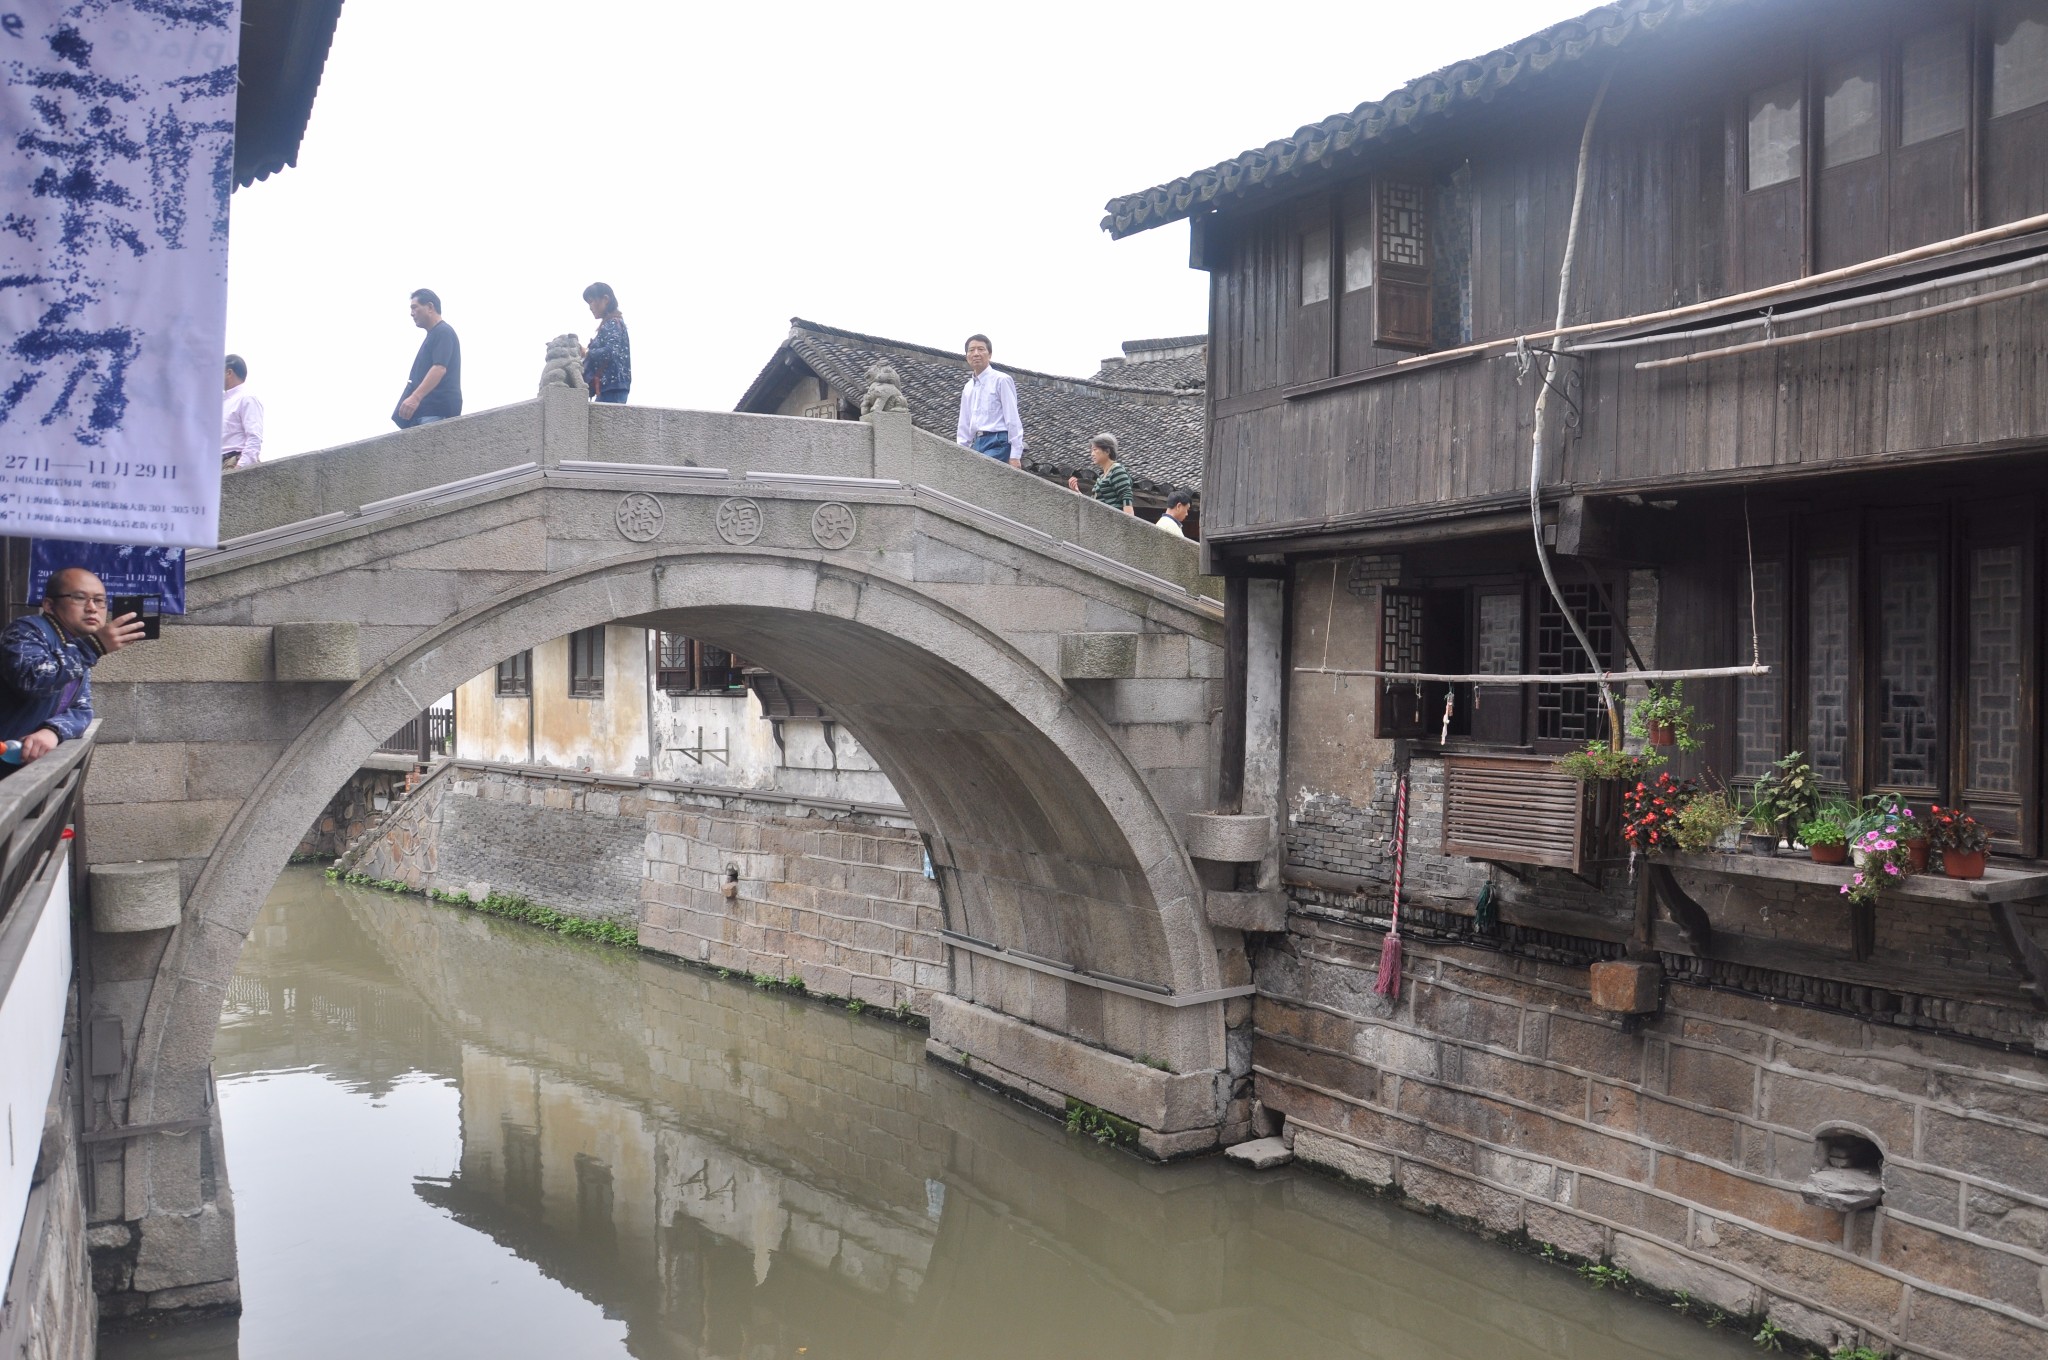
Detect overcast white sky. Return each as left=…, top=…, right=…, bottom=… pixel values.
left=226, top=0, right=1600, bottom=459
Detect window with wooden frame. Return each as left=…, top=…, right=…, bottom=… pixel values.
left=568, top=626, right=605, bottom=699
left=495, top=650, right=531, bottom=698
left=1731, top=503, right=2038, bottom=855
left=1372, top=179, right=1433, bottom=351
left=655, top=632, right=746, bottom=696
left=1375, top=575, right=1617, bottom=748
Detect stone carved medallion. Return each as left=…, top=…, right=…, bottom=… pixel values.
left=811, top=501, right=858, bottom=550
left=715, top=497, right=763, bottom=546
left=614, top=492, right=663, bottom=542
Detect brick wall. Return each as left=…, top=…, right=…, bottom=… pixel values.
left=1253, top=909, right=2048, bottom=1359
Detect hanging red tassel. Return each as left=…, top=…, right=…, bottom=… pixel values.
left=1375, top=773, right=1409, bottom=999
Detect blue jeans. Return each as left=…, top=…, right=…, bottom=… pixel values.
left=413, top=415, right=450, bottom=427
left=970, top=431, right=1011, bottom=461
left=594, top=388, right=629, bottom=404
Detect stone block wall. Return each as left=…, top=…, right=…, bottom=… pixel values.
left=0, top=1044, right=96, bottom=1360
left=637, top=789, right=944, bottom=1014
left=1251, top=913, right=2048, bottom=1358
left=347, top=761, right=945, bottom=1015
left=295, top=766, right=410, bottom=859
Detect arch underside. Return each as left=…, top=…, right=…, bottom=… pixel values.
left=134, top=547, right=1219, bottom=1132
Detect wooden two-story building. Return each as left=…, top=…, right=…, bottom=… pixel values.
left=1108, top=2, right=2048, bottom=1355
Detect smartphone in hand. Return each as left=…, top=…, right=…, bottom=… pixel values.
left=110, top=594, right=162, bottom=641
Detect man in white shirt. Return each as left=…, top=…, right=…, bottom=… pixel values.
left=1156, top=489, right=1193, bottom=536
left=954, top=333, right=1024, bottom=466
left=221, top=354, right=264, bottom=471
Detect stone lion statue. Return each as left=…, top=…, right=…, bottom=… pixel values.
left=860, top=361, right=910, bottom=415
left=539, top=333, right=584, bottom=393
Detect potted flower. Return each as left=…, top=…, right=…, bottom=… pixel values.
left=1841, top=826, right=1912, bottom=906
left=1621, top=771, right=1697, bottom=855
left=1799, top=814, right=1849, bottom=864
left=1927, top=804, right=1990, bottom=880
left=1628, top=682, right=1708, bottom=752
left=1555, top=742, right=1663, bottom=782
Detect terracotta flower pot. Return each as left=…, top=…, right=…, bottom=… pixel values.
left=1906, top=838, right=1929, bottom=873
left=1942, top=849, right=1987, bottom=880
left=1646, top=720, right=1677, bottom=747
left=1809, top=843, right=1847, bottom=865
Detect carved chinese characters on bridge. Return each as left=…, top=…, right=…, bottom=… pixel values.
left=615, top=493, right=663, bottom=542
left=811, top=502, right=857, bottom=550
left=716, top=497, right=763, bottom=546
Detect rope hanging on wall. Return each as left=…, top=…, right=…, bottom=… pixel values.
left=1375, top=773, right=1409, bottom=1000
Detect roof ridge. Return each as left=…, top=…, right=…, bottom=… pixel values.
left=785, top=318, right=1198, bottom=397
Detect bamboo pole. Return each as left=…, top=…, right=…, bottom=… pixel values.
left=1295, top=664, right=1770, bottom=684
left=1633, top=275, right=2048, bottom=371
left=1397, top=208, right=2048, bottom=370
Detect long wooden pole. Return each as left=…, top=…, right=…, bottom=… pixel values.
left=1634, top=275, right=2048, bottom=371
left=1295, top=663, right=1770, bottom=684
left=1400, top=208, right=2048, bottom=370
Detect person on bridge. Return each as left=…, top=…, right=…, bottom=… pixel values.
left=955, top=333, right=1024, bottom=466
left=394, top=289, right=462, bottom=428
left=1066, top=433, right=1134, bottom=514
left=1155, top=489, right=1193, bottom=536
left=221, top=354, right=264, bottom=472
left=0, top=569, right=145, bottom=767
left=580, top=282, right=631, bottom=404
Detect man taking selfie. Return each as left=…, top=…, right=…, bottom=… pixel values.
left=0, top=568, right=147, bottom=764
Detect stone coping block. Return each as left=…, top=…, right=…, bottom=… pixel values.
left=272, top=621, right=359, bottom=682
left=1183, top=812, right=1271, bottom=864
left=927, top=993, right=1224, bottom=1134
left=1059, top=632, right=1139, bottom=680
left=1205, top=889, right=1287, bottom=932
left=1223, top=1136, right=1293, bottom=1169
left=89, top=860, right=182, bottom=932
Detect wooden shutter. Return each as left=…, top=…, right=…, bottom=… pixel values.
left=1378, top=588, right=1430, bottom=737
left=1442, top=753, right=1589, bottom=871
left=1469, top=587, right=1526, bottom=745
left=1372, top=180, right=1433, bottom=351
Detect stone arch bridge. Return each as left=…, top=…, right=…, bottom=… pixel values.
left=78, top=388, right=1276, bottom=1308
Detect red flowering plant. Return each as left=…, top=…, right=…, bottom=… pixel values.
left=1620, top=771, right=1699, bottom=854
left=1925, top=805, right=1989, bottom=854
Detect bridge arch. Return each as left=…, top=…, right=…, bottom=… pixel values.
left=129, top=546, right=1224, bottom=1154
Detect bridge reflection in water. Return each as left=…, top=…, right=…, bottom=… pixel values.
left=108, top=869, right=1747, bottom=1360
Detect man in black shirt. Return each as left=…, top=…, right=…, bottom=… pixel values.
left=395, top=288, right=462, bottom=427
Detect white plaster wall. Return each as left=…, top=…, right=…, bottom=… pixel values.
left=454, top=671, right=531, bottom=764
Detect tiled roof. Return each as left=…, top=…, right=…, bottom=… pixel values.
left=1102, top=0, right=1750, bottom=238
left=737, top=320, right=1206, bottom=498
left=1094, top=335, right=1207, bottom=389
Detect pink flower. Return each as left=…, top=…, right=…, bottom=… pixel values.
left=1884, top=862, right=1900, bottom=875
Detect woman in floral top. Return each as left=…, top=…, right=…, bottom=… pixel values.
left=581, top=282, right=631, bottom=403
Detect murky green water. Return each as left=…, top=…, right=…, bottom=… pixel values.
left=103, top=867, right=1752, bottom=1360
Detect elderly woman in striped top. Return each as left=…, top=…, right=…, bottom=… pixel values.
left=1067, top=433, right=1134, bottom=513
left=580, top=282, right=631, bottom=403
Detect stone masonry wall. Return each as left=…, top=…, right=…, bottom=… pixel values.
left=295, top=765, right=411, bottom=860
left=1252, top=913, right=2048, bottom=1360
left=349, top=761, right=946, bottom=1016
left=637, top=789, right=945, bottom=1015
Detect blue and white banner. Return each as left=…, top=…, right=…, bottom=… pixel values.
left=28, top=537, right=183, bottom=612
left=0, top=1, right=240, bottom=549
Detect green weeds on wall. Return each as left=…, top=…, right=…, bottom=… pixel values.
left=327, top=869, right=640, bottom=950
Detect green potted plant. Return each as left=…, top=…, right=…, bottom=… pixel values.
left=1747, top=752, right=1820, bottom=850
left=1842, top=823, right=1914, bottom=906
left=1927, top=804, right=1990, bottom=880
left=1672, top=789, right=1742, bottom=853
left=1555, top=741, right=1663, bottom=782
left=1628, top=681, right=1708, bottom=752
left=1799, top=814, right=1849, bottom=864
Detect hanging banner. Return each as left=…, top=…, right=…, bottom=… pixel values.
left=28, top=539, right=184, bottom=613
left=0, top=1, right=241, bottom=549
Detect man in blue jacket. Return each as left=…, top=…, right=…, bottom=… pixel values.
left=0, top=568, right=146, bottom=763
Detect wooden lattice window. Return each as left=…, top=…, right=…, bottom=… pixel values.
left=1535, top=584, right=1616, bottom=746
left=495, top=650, right=530, bottom=698
left=1373, top=180, right=1433, bottom=351
left=568, top=627, right=605, bottom=699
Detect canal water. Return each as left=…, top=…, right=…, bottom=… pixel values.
left=105, top=867, right=1753, bottom=1360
